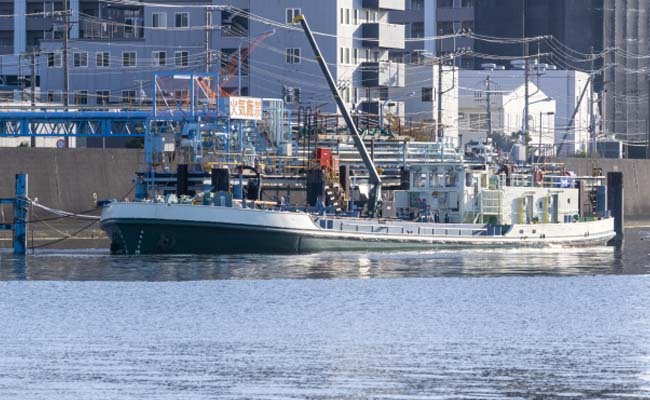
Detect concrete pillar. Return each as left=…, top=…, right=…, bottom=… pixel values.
left=603, top=0, right=615, bottom=140
left=614, top=0, right=626, bottom=146
left=13, top=0, right=26, bottom=54
left=626, top=0, right=639, bottom=140
left=424, top=0, right=436, bottom=56
left=637, top=1, right=648, bottom=145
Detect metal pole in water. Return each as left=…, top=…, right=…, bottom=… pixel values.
left=607, top=171, right=624, bottom=244
left=13, top=173, right=28, bottom=255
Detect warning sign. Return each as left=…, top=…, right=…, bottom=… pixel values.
left=228, top=96, right=262, bottom=120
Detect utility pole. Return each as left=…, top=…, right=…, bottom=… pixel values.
left=485, top=75, right=493, bottom=141
left=523, top=42, right=529, bottom=145
left=204, top=8, right=211, bottom=73
left=538, top=111, right=543, bottom=163
left=647, top=75, right=650, bottom=159
left=30, top=51, right=36, bottom=107
left=18, top=53, right=23, bottom=101
left=589, top=46, right=596, bottom=157
left=522, top=0, right=529, bottom=146
left=63, top=0, right=70, bottom=147
left=30, top=51, right=36, bottom=147
left=437, top=59, right=444, bottom=142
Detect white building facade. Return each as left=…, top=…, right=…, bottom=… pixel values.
left=459, top=79, right=557, bottom=155
left=396, top=63, right=459, bottom=145
left=459, top=69, right=593, bottom=156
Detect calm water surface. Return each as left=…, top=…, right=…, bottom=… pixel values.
left=0, top=229, right=650, bottom=399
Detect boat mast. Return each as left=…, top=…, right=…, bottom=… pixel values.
left=293, top=15, right=383, bottom=216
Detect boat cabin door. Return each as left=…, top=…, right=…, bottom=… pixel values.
left=551, top=193, right=559, bottom=223
left=525, top=194, right=534, bottom=224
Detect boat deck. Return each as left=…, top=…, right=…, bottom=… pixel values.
left=315, top=217, right=491, bottom=237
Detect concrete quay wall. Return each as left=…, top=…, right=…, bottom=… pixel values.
left=0, top=148, right=142, bottom=213
left=559, top=158, right=650, bottom=218
left=0, top=149, right=648, bottom=220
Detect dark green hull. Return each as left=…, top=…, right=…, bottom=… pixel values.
left=101, top=218, right=474, bottom=255
left=101, top=218, right=613, bottom=255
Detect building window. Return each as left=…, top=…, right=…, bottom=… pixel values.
left=340, top=8, right=344, bottom=24
left=365, top=10, right=370, bottom=22
left=285, top=48, right=301, bottom=64
left=46, top=52, right=62, bottom=68
left=96, top=52, right=110, bottom=67
left=152, top=12, right=167, bottom=28
left=438, top=21, right=454, bottom=35
left=175, top=51, right=189, bottom=67
left=286, top=8, right=300, bottom=24
left=221, top=48, right=249, bottom=76
left=345, top=8, right=350, bottom=24
left=96, top=90, right=110, bottom=105
left=122, top=52, right=137, bottom=67
left=74, top=90, right=88, bottom=105
left=438, top=0, right=453, bottom=7
left=221, top=10, right=248, bottom=37
left=152, top=51, right=166, bottom=66
left=122, top=90, right=137, bottom=104
left=175, top=12, right=189, bottom=28
left=124, top=17, right=137, bottom=38
left=284, top=87, right=301, bottom=104
left=461, top=20, right=474, bottom=31
left=345, top=48, right=350, bottom=64
left=410, top=0, right=425, bottom=10
left=421, top=87, right=433, bottom=102
left=353, top=48, right=358, bottom=64
left=411, top=22, right=424, bottom=38
left=206, top=11, right=212, bottom=27
left=353, top=9, right=358, bottom=25
left=73, top=52, right=88, bottom=67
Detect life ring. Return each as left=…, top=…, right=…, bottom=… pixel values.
left=534, top=169, right=544, bottom=186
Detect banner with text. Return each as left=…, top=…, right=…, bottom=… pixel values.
left=228, top=97, right=263, bottom=120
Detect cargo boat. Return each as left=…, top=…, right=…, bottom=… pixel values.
left=100, top=160, right=616, bottom=255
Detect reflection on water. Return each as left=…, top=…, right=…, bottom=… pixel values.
left=0, top=229, right=649, bottom=398
left=1, top=228, right=649, bottom=281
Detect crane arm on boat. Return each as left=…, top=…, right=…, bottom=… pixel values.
left=293, top=14, right=383, bottom=216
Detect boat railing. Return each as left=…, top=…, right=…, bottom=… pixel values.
left=503, top=174, right=606, bottom=189
left=317, top=219, right=487, bottom=237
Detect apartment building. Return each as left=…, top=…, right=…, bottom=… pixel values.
left=390, top=0, right=474, bottom=68
left=214, top=0, right=406, bottom=117
left=38, top=0, right=210, bottom=105
left=37, top=0, right=407, bottom=119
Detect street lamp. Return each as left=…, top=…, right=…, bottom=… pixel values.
left=538, top=111, right=555, bottom=163
left=521, top=97, right=553, bottom=144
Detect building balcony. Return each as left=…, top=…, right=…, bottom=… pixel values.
left=362, top=0, right=406, bottom=11
left=362, top=23, right=405, bottom=49
left=361, top=61, right=405, bottom=88
left=358, top=100, right=404, bottom=118
left=26, top=16, right=54, bottom=31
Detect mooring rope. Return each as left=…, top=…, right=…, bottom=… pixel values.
left=27, top=199, right=100, bottom=221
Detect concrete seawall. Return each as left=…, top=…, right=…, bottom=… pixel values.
left=0, top=148, right=142, bottom=213
left=0, top=150, right=648, bottom=220
left=559, top=158, right=650, bottom=219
